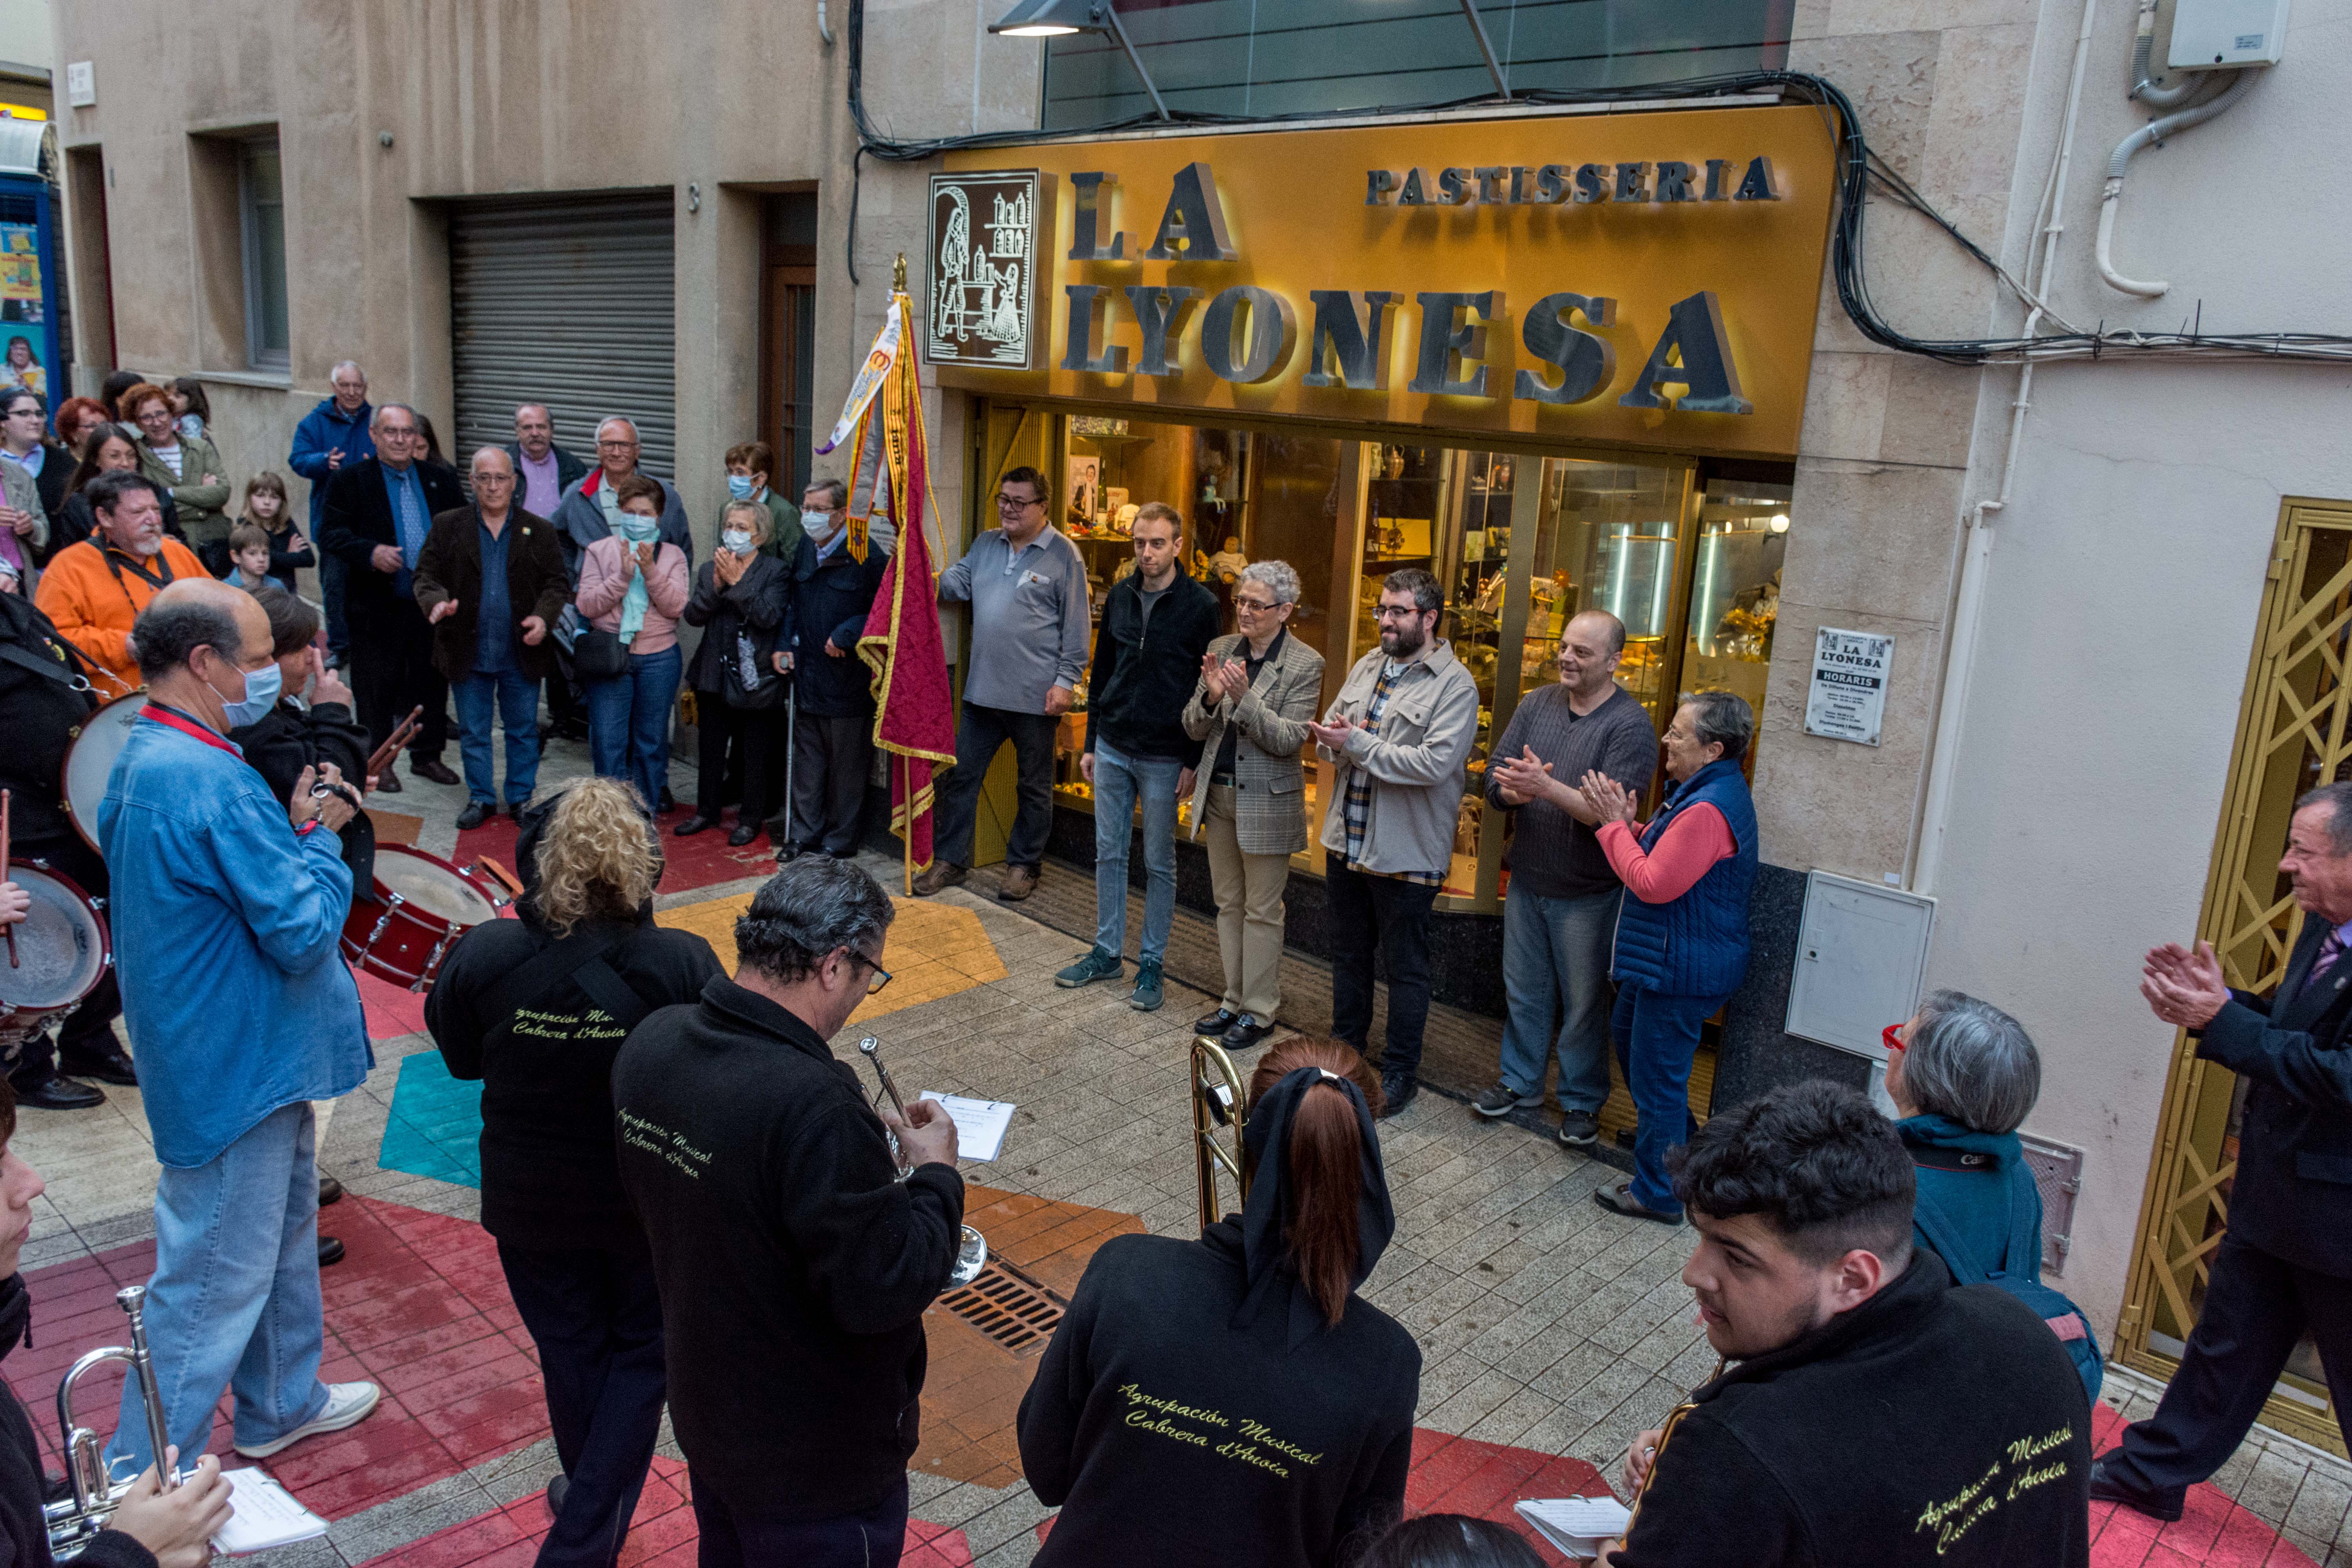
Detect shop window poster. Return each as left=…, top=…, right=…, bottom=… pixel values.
left=0, top=223, right=45, bottom=395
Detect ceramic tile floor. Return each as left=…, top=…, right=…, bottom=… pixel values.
left=9, top=726, right=2349, bottom=1564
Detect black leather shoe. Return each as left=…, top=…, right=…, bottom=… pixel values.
left=57, top=1046, right=137, bottom=1087
left=1377, top=1071, right=1417, bottom=1118
left=658, top=786, right=677, bottom=814
left=455, top=802, right=490, bottom=831
left=412, top=758, right=461, bottom=787
left=317, top=1236, right=346, bottom=1267
left=371, top=769, right=403, bottom=794
left=1223, top=1014, right=1277, bottom=1050
left=1194, top=1008, right=1241, bottom=1035
left=728, top=822, right=761, bottom=847
left=546, top=1473, right=570, bottom=1519
left=11, top=1075, right=103, bottom=1111
left=2088, top=1454, right=2184, bottom=1522
left=673, top=815, right=719, bottom=838
left=1593, top=1183, right=1683, bottom=1225
left=319, top=1174, right=344, bottom=1207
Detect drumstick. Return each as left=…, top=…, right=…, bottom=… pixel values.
left=2, top=789, right=16, bottom=969
left=473, top=857, right=524, bottom=901
left=365, top=706, right=425, bottom=782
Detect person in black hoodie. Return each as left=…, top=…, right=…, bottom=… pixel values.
left=772, top=482, right=889, bottom=859
left=675, top=499, right=790, bottom=848
left=612, top=855, right=962, bottom=1568
left=426, top=779, right=722, bottom=1568
left=0, top=1074, right=235, bottom=1567
left=0, top=586, right=135, bottom=1111
left=1018, top=1037, right=1419, bottom=1568
left=1055, top=503, right=1218, bottom=1012
left=1602, top=1081, right=2091, bottom=1568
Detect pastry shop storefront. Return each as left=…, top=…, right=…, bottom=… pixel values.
left=927, top=102, right=1837, bottom=919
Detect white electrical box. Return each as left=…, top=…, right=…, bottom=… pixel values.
left=65, top=62, right=94, bottom=109
left=2169, top=0, right=2290, bottom=67
left=1784, top=871, right=1936, bottom=1060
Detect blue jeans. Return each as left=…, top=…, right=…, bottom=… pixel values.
left=1091, top=739, right=1183, bottom=964
left=107, top=1102, right=329, bottom=1475
left=452, top=668, right=543, bottom=807
left=586, top=646, right=681, bottom=810
left=1498, top=887, right=1622, bottom=1111
left=1611, top=984, right=1726, bottom=1214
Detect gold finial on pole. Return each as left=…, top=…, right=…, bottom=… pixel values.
left=893, top=252, right=908, bottom=294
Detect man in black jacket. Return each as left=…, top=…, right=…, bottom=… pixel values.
left=0, top=1075, right=234, bottom=1566
left=0, top=588, right=136, bottom=1109
left=613, top=857, right=963, bottom=1568
left=1604, top=1082, right=2090, bottom=1568
left=776, top=481, right=889, bottom=859
left=1054, top=502, right=1218, bottom=1013
left=316, top=403, right=466, bottom=791
left=2107, top=780, right=2352, bottom=1519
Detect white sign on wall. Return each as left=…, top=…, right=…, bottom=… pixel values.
left=65, top=63, right=94, bottom=108
left=1804, top=627, right=1893, bottom=746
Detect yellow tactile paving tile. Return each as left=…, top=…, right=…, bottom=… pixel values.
left=654, top=892, right=1008, bottom=1024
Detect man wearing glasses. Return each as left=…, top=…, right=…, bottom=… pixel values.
left=918, top=465, right=1091, bottom=902
left=614, top=855, right=965, bottom=1563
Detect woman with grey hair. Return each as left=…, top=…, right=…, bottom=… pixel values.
left=1579, top=689, right=1760, bottom=1222
left=1887, top=989, right=2102, bottom=1397
left=1180, top=559, right=1325, bottom=1050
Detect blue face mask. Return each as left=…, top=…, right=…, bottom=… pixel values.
left=219, top=658, right=282, bottom=728
left=614, top=513, right=662, bottom=544
left=727, top=474, right=756, bottom=501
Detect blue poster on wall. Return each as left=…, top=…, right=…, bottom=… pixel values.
left=0, top=179, right=58, bottom=406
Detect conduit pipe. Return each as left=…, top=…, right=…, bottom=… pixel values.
left=2096, top=67, right=2257, bottom=297
left=819, top=0, right=836, bottom=45
left=1911, top=0, right=2101, bottom=897
left=2127, top=0, right=2199, bottom=109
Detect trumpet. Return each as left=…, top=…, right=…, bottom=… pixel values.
left=1192, top=1034, right=1252, bottom=1229
left=46, top=1285, right=175, bottom=1562
left=857, top=1036, right=989, bottom=1288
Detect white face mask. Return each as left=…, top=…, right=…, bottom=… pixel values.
left=721, top=529, right=754, bottom=555
left=802, top=510, right=834, bottom=539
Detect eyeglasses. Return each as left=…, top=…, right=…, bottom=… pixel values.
left=1374, top=604, right=1425, bottom=621
left=1233, top=595, right=1282, bottom=613
left=1881, top=1023, right=1907, bottom=1054
left=597, top=439, right=638, bottom=451
left=846, top=951, right=893, bottom=997
left=996, top=493, right=1041, bottom=511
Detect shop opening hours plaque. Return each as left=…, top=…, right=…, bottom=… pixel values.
left=1804, top=628, right=1893, bottom=746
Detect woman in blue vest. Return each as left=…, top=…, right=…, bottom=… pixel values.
left=1579, top=690, right=1759, bottom=1223
left=1887, top=990, right=2103, bottom=1398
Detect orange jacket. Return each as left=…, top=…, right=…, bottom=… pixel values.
left=32, top=536, right=209, bottom=695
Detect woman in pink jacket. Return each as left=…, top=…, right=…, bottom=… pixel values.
left=577, top=474, right=691, bottom=811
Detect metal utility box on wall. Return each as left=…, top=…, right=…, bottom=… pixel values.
left=2168, top=0, right=2290, bottom=67
left=1784, top=871, right=1936, bottom=1060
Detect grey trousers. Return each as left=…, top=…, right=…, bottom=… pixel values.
left=786, top=711, right=874, bottom=855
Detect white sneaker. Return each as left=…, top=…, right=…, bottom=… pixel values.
left=233, top=1381, right=381, bottom=1458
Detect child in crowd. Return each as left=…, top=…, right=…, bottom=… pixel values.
left=240, top=471, right=313, bottom=591
left=222, top=523, right=276, bottom=593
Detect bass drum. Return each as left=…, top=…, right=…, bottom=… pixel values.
left=0, top=863, right=109, bottom=1049
left=341, top=845, right=509, bottom=992
left=59, top=693, right=147, bottom=857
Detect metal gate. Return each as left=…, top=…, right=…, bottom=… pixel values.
left=2119, top=497, right=2352, bottom=1457
left=448, top=190, right=676, bottom=477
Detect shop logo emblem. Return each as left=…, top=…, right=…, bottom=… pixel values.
left=929, top=170, right=1051, bottom=371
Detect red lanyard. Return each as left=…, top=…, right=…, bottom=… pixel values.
left=139, top=702, right=243, bottom=759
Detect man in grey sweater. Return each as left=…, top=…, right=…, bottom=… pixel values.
left=1479, top=610, right=1659, bottom=1145
left=917, top=466, right=1091, bottom=901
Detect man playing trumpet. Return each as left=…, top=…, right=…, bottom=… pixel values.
left=613, top=856, right=963, bottom=1568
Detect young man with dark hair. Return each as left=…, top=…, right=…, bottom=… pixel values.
left=1601, top=1081, right=2091, bottom=1568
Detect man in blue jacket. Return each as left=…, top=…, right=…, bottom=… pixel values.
left=286, top=361, right=375, bottom=664
left=776, top=479, right=888, bottom=858
left=96, top=579, right=382, bottom=1477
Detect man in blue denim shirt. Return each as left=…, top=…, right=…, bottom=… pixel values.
left=96, top=581, right=383, bottom=1476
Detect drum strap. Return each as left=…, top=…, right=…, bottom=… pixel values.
left=0, top=636, right=97, bottom=695
left=480, top=928, right=656, bottom=1040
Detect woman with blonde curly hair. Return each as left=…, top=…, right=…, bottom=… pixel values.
left=425, top=777, right=722, bottom=1565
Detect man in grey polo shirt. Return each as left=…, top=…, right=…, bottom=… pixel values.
left=1477, top=609, right=1659, bottom=1146
left=916, top=465, right=1091, bottom=902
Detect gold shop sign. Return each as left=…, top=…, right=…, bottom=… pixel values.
left=936, top=104, right=1839, bottom=459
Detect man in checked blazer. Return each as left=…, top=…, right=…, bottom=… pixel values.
left=1180, top=559, right=1325, bottom=1051
left=2100, top=778, right=2352, bottom=1520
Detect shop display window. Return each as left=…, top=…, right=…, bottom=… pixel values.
left=973, top=402, right=1792, bottom=910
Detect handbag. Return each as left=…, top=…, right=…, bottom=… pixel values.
left=573, top=626, right=629, bottom=681
left=724, top=626, right=782, bottom=710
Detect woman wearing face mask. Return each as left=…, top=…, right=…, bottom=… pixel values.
left=677, top=499, right=790, bottom=846
left=577, top=474, right=691, bottom=811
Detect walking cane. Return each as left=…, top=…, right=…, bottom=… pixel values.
left=782, top=682, right=797, bottom=853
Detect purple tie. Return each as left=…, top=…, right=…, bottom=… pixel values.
left=2308, top=929, right=2346, bottom=993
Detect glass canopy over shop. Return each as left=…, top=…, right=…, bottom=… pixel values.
left=978, top=401, right=1790, bottom=910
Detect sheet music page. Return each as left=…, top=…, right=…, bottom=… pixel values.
left=212, top=1467, right=329, bottom=1554
left=916, top=1092, right=1014, bottom=1162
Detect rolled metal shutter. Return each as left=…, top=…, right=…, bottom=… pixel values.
left=448, top=189, right=677, bottom=478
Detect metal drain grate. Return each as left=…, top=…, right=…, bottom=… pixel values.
left=937, top=1262, right=1066, bottom=1354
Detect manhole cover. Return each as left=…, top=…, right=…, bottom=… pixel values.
left=937, top=1261, right=1065, bottom=1355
